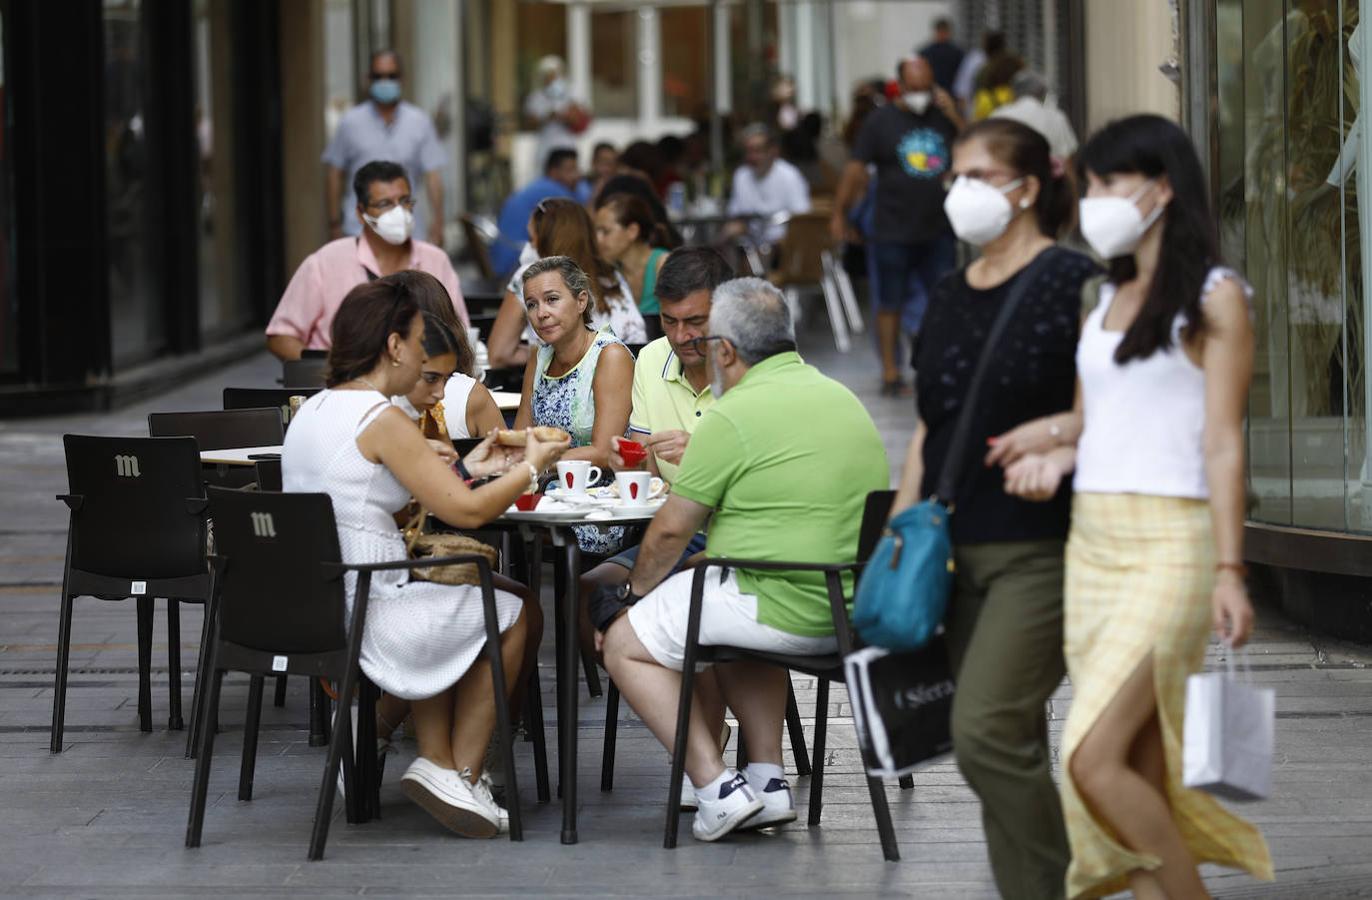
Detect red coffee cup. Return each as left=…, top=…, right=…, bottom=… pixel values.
left=617, top=437, right=647, bottom=468
left=514, top=493, right=543, bottom=511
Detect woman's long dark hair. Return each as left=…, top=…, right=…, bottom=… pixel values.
left=383, top=269, right=476, bottom=376
left=326, top=280, right=421, bottom=387
left=595, top=191, right=673, bottom=250
left=955, top=118, right=1073, bottom=238
left=1077, top=114, right=1219, bottom=364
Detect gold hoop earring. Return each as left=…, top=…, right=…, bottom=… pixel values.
left=391, top=358, right=401, bottom=368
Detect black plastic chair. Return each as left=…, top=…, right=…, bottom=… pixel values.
left=222, top=387, right=321, bottom=431
left=150, top=408, right=285, bottom=493
left=51, top=435, right=212, bottom=753
left=282, top=357, right=328, bottom=388
left=186, top=487, right=526, bottom=859
left=657, top=490, right=906, bottom=860
left=149, top=408, right=284, bottom=450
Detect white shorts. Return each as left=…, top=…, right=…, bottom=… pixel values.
left=626, top=566, right=838, bottom=671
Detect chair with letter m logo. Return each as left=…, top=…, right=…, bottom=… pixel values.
left=52, top=435, right=213, bottom=753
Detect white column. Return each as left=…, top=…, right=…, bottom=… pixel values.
left=637, top=7, right=661, bottom=125
left=1357, top=10, right=1372, bottom=525
left=795, top=1, right=817, bottom=111
left=567, top=3, right=591, bottom=106
left=777, top=2, right=796, bottom=83
left=713, top=1, right=732, bottom=114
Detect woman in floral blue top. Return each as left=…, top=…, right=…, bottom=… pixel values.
left=514, top=255, right=634, bottom=555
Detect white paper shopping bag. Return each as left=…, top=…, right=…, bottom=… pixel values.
left=1182, top=653, right=1275, bottom=802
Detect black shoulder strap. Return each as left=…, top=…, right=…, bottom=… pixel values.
left=933, top=248, right=1057, bottom=505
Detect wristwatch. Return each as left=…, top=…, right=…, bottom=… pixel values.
left=615, top=581, right=646, bottom=606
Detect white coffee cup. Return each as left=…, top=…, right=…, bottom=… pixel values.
left=616, top=471, right=652, bottom=507
left=556, top=460, right=602, bottom=495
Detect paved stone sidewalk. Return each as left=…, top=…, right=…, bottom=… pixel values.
left=0, top=330, right=1368, bottom=898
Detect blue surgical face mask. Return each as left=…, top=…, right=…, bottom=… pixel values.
left=370, top=78, right=402, bottom=105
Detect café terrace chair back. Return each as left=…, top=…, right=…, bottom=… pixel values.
left=186, top=487, right=526, bottom=859
left=662, top=490, right=906, bottom=860
left=767, top=211, right=854, bottom=353
left=282, top=356, right=329, bottom=389
left=149, top=407, right=285, bottom=492
left=51, top=435, right=211, bottom=753
left=222, top=386, right=322, bottom=431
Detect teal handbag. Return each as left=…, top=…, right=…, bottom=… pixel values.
left=853, top=250, right=1055, bottom=650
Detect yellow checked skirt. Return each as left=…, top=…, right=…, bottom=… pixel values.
left=1061, top=493, right=1273, bottom=899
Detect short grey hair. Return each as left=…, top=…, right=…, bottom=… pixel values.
left=709, top=278, right=796, bottom=365
left=1011, top=69, right=1049, bottom=102
left=521, top=255, right=593, bottom=324
left=739, top=123, right=775, bottom=147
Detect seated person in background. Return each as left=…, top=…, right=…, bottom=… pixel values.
left=389, top=270, right=505, bottom=440
left=513, top=255, right=634, bottom=556
left=283, top=278, right=568, bottom=837
left=593, top=172, right=683, bottom=246
left=490, top=148, right=582, bottom=277
left=599, top=278, right=890, bottom=842
left=267, top=160, right=468, bottom=361
left=725, top=124, right=811, bottom=246
left=593, top=192, right=675, bottom=336
left=584, top=141, right=619, bottom=205
left=989, top=68, right=1079, bottom=161
left=487, top=198, right=645, bottom=369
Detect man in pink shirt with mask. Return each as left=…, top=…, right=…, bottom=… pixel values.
left=265, top=160, right=468, bottom=361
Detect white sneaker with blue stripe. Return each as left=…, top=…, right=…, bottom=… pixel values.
left=739, top=777, right=797, bottom=829
left=691, top=770, right=763, bottom=841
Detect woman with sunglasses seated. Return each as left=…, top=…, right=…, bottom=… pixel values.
left=283, top=277, right=569, bottom=838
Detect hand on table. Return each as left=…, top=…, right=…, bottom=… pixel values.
left=645, top=430, right=690, bottom=467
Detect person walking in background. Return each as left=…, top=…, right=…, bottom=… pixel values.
left=972, top=32, right=1025, bottom=120
left=890, top=119, right=1097, bottom=899
left=919, top=17, right=966, bottom=95
left=324, top=50, right=447, bottom=246
left=490, top=148, right=584, bottom=277
left=266, top=160, right=467, bottom=361
left=991, top=70, right=1079, bottom=161
left=525, top=55, right=590, bottom=175
left=1001, top=114, right=1273, bottom=898
left=832, top=55, right=962, bottom=395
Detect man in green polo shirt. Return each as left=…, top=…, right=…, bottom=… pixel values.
left=599, top=277, right=889, bottom=843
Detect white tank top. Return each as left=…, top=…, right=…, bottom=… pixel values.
left=1073, top=267, right=1249, bottom=500
left=391, top=373, right=479, bottom=440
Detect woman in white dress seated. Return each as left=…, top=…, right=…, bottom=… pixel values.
left=283, top=278, right=569, bottom=838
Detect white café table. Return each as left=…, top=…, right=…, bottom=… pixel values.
left=199, top=446, right=283, bottom=467
left=490, top=391, right=521, bottom=412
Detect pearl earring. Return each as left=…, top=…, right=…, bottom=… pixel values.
left=1020, top=198, right=1032, bottom=209
left=391, top=358, right=401, bottom=367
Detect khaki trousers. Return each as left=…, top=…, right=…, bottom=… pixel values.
left=945, top=540, right=1070, bottom=900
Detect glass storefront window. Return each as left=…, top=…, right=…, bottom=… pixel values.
left=591, top=10, right=636, bottom=118
left=1219, top=0, right=1370, bottom=532
left=104, top=0, right=164, bottom=367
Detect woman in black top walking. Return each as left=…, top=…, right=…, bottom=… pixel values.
left=890, top=118, right=1098, bottom=900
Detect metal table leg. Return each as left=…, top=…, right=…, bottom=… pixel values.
left=554, top=525, right=580, bottom=845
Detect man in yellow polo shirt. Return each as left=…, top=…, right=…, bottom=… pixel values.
left=598, top=278, right=889, bottom=843
left=580, top=247, right=734, bottom=591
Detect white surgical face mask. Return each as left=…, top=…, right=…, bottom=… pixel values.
left=903, top=91, right=932, bottom=114
left=363, top=205, right=414, bottom=245
left=1078, top=180, right=1164, bottom=259
left=942, top=175, right=1026, bottom=246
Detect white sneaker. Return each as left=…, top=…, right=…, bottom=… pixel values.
left=691, top=771, right=763, bottom=842
left=739, top=777, right=797, bottom=830
left=464, top=766, right=510, bottom=835
left=400, top=758, right=499, bottom=838
left=678, top=773, right=698, bottom=811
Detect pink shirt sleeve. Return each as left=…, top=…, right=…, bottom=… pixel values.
left=265, top=252, right=324, bottom=342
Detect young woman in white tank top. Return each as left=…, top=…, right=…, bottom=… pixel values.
left=996, top=115, right=1272, bottom=898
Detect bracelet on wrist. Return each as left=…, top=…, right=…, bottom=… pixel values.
left=1215, top=561, right=1248, bottom=578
